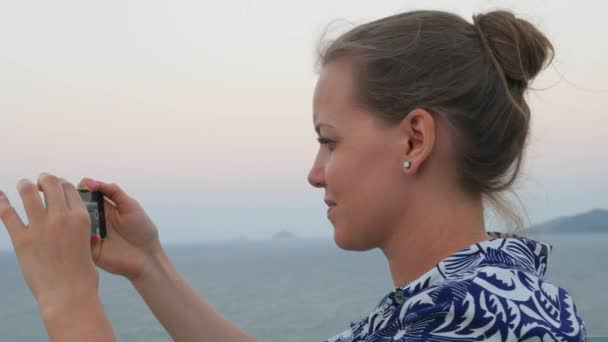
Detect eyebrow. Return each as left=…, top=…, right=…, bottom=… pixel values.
left=315, top=123, right=335, bottom=134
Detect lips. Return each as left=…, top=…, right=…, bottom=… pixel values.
left=327, top=205, right=336, bottom=219
left=325, top=199, right=337, bottom=219
left=324, top=199, right=336, bottom=207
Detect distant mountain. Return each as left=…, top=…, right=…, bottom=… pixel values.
left=272, top=230, right=297, bottom=240
left=527, top=208, right=608, bottom=233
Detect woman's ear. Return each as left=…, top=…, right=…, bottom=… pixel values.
left=400, top=108, right=435, bottom=174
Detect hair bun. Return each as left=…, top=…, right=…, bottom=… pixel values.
left=473, top=10, right=554, bottom=86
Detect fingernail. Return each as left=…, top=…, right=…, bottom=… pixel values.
left=86, top=180, right=98, bottom=191
left=90, top=235, right=100, bottom=243
left=0, top=191, right=5, bottom=197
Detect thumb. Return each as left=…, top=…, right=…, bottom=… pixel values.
left=79, top=178, right=140, bottom=213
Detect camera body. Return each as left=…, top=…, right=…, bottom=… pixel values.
left=77, top=189, right=107, bottom=239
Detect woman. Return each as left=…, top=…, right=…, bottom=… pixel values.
left=0, top=9, right=587, bottom=341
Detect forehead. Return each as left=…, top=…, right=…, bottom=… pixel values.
left=312, top=59, right=357, bottom=129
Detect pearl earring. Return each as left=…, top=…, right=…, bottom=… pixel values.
left=403, top=160, right=412, bottom=169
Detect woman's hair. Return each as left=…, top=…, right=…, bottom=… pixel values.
left=316, top=10, right=554, bottom=233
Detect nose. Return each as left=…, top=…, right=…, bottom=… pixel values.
left=307, top=156, right=326, bottom=188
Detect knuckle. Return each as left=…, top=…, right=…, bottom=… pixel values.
left=49, top=211, right=69, bottom=224
left=110, top=183, right=127, bottom=197
left=12, top=233, right=31, bottom=250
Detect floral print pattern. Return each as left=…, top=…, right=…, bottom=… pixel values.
left=325, top=232, right=587, bottom=341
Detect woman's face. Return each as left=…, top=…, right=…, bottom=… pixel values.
left=308, top=59, right=411, bottom=251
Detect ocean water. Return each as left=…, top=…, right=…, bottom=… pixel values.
left=0, top=233, right=605, bottom=341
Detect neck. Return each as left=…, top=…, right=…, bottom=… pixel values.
left=380, top=189, right=488, bottom=288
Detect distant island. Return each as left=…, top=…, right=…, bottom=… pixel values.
left=272, top=230, right=297, bottom=240
left=527, top=208, right=608, bottom=234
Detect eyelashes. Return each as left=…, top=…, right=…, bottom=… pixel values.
left=317, top=137, right=333, bottom=145
left=317, top=137, right=336, bottom=151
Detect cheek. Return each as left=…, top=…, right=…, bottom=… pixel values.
left=323, top=155, right=345, bottom=194
left=353, top=184, right=396, bottom=233
left=330, top=152, right=402, bottom=250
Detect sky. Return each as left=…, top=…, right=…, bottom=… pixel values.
left=0, top=0, right=606, bottom=250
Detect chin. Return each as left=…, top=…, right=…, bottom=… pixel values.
left=333, top=226, right=375, bottom=252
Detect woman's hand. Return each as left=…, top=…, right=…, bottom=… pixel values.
left=0, top=173, right=99, bottom=314
left=78, top=177, right=162, bottom=282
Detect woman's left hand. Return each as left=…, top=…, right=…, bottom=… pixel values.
left=0, top=172, right=99, bottom=317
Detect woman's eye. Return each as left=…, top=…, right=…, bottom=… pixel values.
left=317, top=137, right=336, bottom=150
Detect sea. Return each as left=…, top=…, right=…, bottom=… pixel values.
left=0, top=233, right=605, bottom=341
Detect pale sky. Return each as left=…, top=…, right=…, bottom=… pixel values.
left=0, top=0, right=606, bottom=250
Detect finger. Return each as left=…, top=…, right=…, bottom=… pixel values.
left=0, top=191, right=28, bottom=244
left=90, top=234, right=100, bottom=245
left=79, top=177, right=118, bottom=212
left=78, top=177, right=103, bottom=192
left=59, top=177, right=72, bottom=209
left=59, top=178, right=73, bottom=209
left=77, top=178, right=93, bottom=191
left=59, top=178, right=87, bottom=212
left=90, top=235, right=103, bottom=263
left=37, top=173, right=68, bottom=214
left=77, top=177, right=116, bottom=208
left=17, top=178, right=45, bottom=225
left=79, top=178, right=138, bottom=213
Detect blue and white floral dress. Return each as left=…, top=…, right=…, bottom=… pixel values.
left=325, top=232, right=587, bottom=341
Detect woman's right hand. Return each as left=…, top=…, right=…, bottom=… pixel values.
left=78, top=178, right=162, bottom=282
left=78, top=178, right=257, bottom=342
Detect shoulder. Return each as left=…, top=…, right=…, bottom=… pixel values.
left=391, top=265, right=587, bottom=341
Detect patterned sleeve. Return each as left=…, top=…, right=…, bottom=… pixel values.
left=373, top=274, right=587, bottom=341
